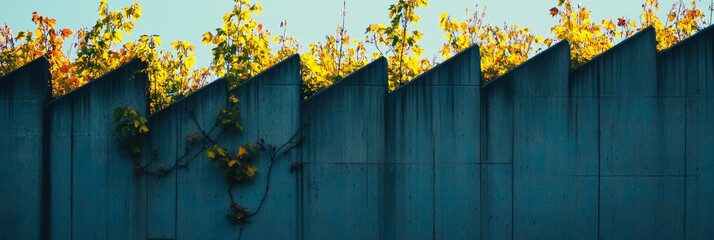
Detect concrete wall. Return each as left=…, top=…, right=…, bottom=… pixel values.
left=143, top=77, right=227, bottom=240
left=384, top=46, right=480, bottom=239
left=225, top=55, right=301, bottom=239
left=142, top=55, right=302, bottom=239
left=485, top=41, right=582, bottom=239
left=2, top=25, right=714, bottom=240
left=657, top=26, right=714, bottom=240
left=0, top=57, right=50, bottom=239
left=47, top=59, right=148, bottom=239
left=578, top=27, right=684, bottom=239
left=299, top=57, right=388, bottom=239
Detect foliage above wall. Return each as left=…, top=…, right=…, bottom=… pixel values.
left=0, top=0, right=710, bottom=110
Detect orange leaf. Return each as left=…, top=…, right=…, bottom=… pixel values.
left=237, top=146, right=248, bottom=159
left=257, top=23, right=263, bottom=32
left=617, top=17, right=626, bottom=27
left=60, top=28, right=73, bottom=38
left=549, top=7, right=559, bottom=17
left=31, top=11, right=40, bottom=23
left=47, top=18, right=56, bottom=28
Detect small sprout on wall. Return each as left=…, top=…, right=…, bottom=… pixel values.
left=228, top=202, right=251, bottom=224
left=185, top=132, right=201, bottom=143
left=289, top=162, right=303, bottom=173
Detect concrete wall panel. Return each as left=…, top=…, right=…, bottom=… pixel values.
left=658, top=26, right=714, bottom=239
left=0, top=57, right=50, bottom=239
left=47, top=59, right=148, bottom=239
left=385, top=46, right=480, bottom=239
left=226, top=55, right=302, bottom=239
left=480, top=164, right=512, bottom=240
left=301, top=57, right=387, bottom=239
left=511, top=42, right=597, bottom=239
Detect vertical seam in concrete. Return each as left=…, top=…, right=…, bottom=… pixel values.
left=298, top=107, right=304, bottom=240
left=431, top=146, right=436, bottom=240
left=511, top=87, right=515, bottom=240
left=42, top=98, right=51, bottom=239
left=144, top=111, right=149, bottom=239
left=478, top=162, right=483, bottom=240
left=105, top=98, right=110, bottom=240
left=70, top=101, right=75, bottom=240
left=595, top=64, right=602, bottom=239
left=297, top=164, right=303, bottom=240
left=479, top=90, right=486, bottom=240
left=144, top=90, right=149, bottom=239
left=432, top=146, right=436, bottom=240
left=174, top=111, right=179, bottom=239
left=476, top=92, right=486, bottom=239
left=683, top=92, right=688, bottom=238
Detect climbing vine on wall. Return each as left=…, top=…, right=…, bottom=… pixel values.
left=111, top=93, right=303, bottom=238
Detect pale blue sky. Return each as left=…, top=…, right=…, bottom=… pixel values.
left=1, top=0, right=711, bottom=69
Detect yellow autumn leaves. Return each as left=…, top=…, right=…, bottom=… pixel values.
left=440, top=6, right=551, bottom=81
left=111, top=106, right=149, bottom=158
left=365, top=0, right=431, bottom=90
left=206, top=144, right=259, bottom=183
left=439, top=0, right=707, bottom=80
left=1, top=0, right=710, bottom=111
left=201, top=0, right=276, bottom=89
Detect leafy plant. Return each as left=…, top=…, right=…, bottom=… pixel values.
left=366, top=0, right=431, bottom=89
left=202, top=0, right=280, bottom=89
left=217, top=94, right=244, bottom=131
left=0, top=12, right=74, bottom=96
left=300, top=1, right=369, bottom=98
left=439, top=5, right=550, bottom=81
left=112, top=106, right=149, bottom=174
left=206, top=144, right=259, bottom=183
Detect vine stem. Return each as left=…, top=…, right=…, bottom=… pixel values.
left=236, top=224, right=246, bottom=240
left=245, top=134, right=303, bottom=219
left=233, top=132, right=303, bottom=240
left=141, top=106, right=227, bottom=177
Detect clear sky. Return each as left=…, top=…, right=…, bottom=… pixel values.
left=1, top=0, right=712, bottom=69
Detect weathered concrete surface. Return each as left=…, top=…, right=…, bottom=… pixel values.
left=480, top=54, right=515, bottom=240
left=480, top=56, right=515, bottom=240
left=384, top=46, right=480, bottom=239
left=225, top=55, right=302, bottom=239
left=300, top=57, right=387, bottom=239
left=658, top=26, right=714, bottom=240
left=145, top=77, right=227, bottom=239
left=144, top=55, right=302, bottom=239
left=573, top=27, right=685, bottom=239
left=3, top=24, right=714, bottom=240
left=508, top=41, right=595, bottom=239
left=598, top=28, right=684, bottom=239
left=0, top=57, right=50, bottom=239
left=144, top=95, right=179, bottom=240
left=480, top=163, right=512, bottom=240
left=171, top=77, right=229, bottom=240
left=481, top=41, right=593, bottom=239
left=47, top=59, right=148, bottom=239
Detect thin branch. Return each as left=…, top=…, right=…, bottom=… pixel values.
left=398, top=5, right=409, bottom=85
left=336, top=0, right=347, bottom=75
